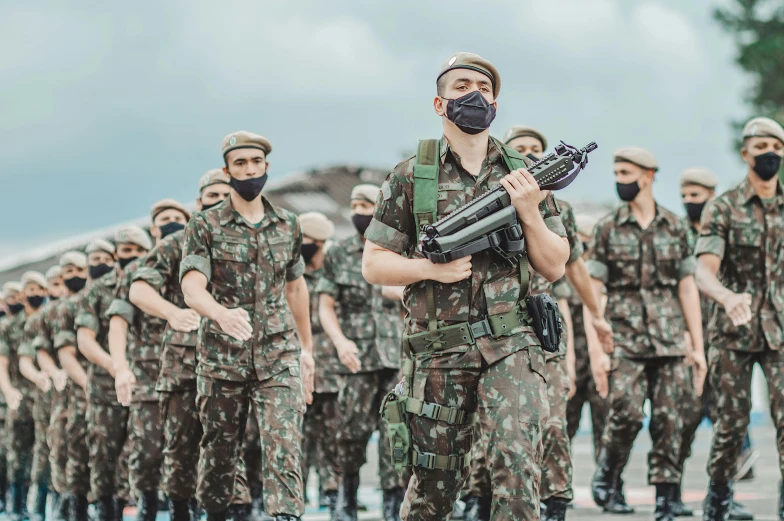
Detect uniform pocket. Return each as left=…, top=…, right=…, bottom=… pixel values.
left=606, top=241, right=640, bottom=288
left=653, top=236, right=682, bottom=286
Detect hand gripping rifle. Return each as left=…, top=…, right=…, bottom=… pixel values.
left=419, top=141, right=597, bottom=264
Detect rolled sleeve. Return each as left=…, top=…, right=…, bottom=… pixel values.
left=696, top=199, right=728, bottom=260
left=17, top=341, right=35, bottom=359
left=567, top=240, right=584, bottom=264
left=180, top=216, right=213, bottom=283
left=75, top=312, right=99, bottom=333
left=678, top=256, right=697, bottom=280
left=180, top=255, right=211, bottom=283
left=0, top=339, right=9, bottom=358
left=31, top=335, right=52, bottom=354
left=695, top=236, right=726, bottom=259
left=364, top=219, right=410, bottom=254
left=105, top=298, right=135, bottom=324
left=365, top=169, right=414, bottom=255
left=315, top=277, right=339, bottom=299
left=551, top=278, right=572, bottom=300
left=54, top=331, right=76, bottom=350
left=286, top=257, right=306, bottom=282
left=586, top=259, right=609, bottom=284
left=132, top=267, right=165, bottom=290
left=544, top=216, right=567, bottom=238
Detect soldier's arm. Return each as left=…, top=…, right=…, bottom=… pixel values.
left=317, top=249, right=361, bottom=373
left=558, top=296, right=576, bottom=399
left=57, top=347, right=87, bottom=392
left=565, top=258, right=612, bottom=349
left=37, top=350, right=67, bottom=392
left=20, top=318, right=51, bottom=391
left=76, top=328, right=113, bottom=375
left=285, top=276, right=314, bottom=403
left=19, top=356, right=50, bottom=392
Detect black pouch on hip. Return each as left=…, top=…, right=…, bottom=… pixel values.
left=525, top=293, right=563, bottom=353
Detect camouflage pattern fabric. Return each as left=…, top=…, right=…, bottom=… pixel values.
left=30, top=389, right=52, bottom=485
left=366, top=136, right=565, bottom=521
left=301, top=392, right=340, bottom=494
left=540, top=355, right=573, bottom=501
left=87, top=403, right=129, bottom=500
left=159, top=390, right=200, bottom=501
left=48, top=386, right=69, bottom=494
left=243, top=407, right=261, bottom=496
left=304, top=269, right=343, bottom=394
left=127, top=401, right=164, bottom=494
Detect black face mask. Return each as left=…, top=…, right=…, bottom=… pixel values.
left=684, top=202, right=706, bottom=223
left=352, top=214, right=373, bottom=236
left=64, top=276, right=87, bottom=293
left=118, top=257, right=138, bottom=269
left=8, top=303, right=24, bottom=315
left=159, top=222, right=185, bottom=239
left=49, top=296, right=59, bottom=302
left=444, top=91, right=496, bottom=135
left=229, top=175, right=267, bottom=202
left=752, top=151, right=782, bottom=181
left=301, top=243, right=319, bottom=264
left=27, top=296, right=45, bottom=310
left=89, top=263, right=113, bottom=280
left=0, top=310, right=5, bottom=319
left=616, top=181, right=641, bottom=202
left=200, top=200, right=223, bottom=212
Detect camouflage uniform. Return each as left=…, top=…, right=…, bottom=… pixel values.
left=106, top=258, right=166, bottom=496
left=0, top=315, right=8, bottom=497
left=180, top=196, right=306, bottom=516
left=301, top=268, right=342, bottom=496
left=365, top=136, right=566, bottom=521
left=586, top=203, right=695, bottom=485
left=75, top=269, right=130, bottom=503
left=316, top=234, right=402, bottom=491
left=695, top=178, right=784, bottom=483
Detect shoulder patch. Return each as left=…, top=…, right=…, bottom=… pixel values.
left=381, top=180, right=392, bottom=201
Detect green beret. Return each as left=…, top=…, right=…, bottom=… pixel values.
left=614, top=146, right=658, bottom=172
left=151, top=198, right=191, bottom=222
left=21, top=271, right=48, bottom=289
left=199, top=168, right=230, bottom=192
left=437, top=52, right=501, bottom=99
left=45, top=266, right=63, bottom=281
left=86, top=240, right=115, bottom=256
left=221, top=131, right=272, bottom=158
left=680, top=167, right=718, bottom=189
left=298, top=212, right=335, bottom=241
left=60, top=251, right=87, bottom=269
left=351, top=184, right=381, bottom=204
left=743, top=117, right=784, bottom=144
left=114, top=226, right=152, bottom=251
left=2, top=282, right=22, bottom=296
left=502, top=125, right=548, bottom=150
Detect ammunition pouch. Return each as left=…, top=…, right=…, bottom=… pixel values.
left=525, top=293, right=563, bottom=353
left=380, top=392, right=410, bottom=474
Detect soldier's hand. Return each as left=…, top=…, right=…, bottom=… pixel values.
left=721, top=292, right=752, bottom=327
left=691, top=351, right=708, bottom=397
left=114, top=367, right=136, bottom=407
left=52, top=370, right=68, bottom=392
left=168, top=308, right=201, bottom=333
left=300, top=351, right=315, bottom=405
left=35, top=373, right=52, bottom=393
left=590, top=351, right=611, bottom=399
left=591, top=316, right=614, bottom=354
left=500, top=169, right=541, bottom=224
left=335, top=338, right=361, bottom=373
left=5, top=387, right=22, bottom=411
left=216, top=307, right=253, bottom=342
left=567, top=360, right=577, bottom=399
left=428, top=256, right=472, bottom=284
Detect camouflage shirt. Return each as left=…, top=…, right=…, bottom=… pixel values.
left=529, top=199, right=584, bottom=297
left=365, top=135, right=566, bottom=365
left=316, top=234, right=401, bottom=374
left=684, top=220, right=713, bottom=331
left=180, top=196, right=305, bottom=382
left=587, top=203, right=695, bottom=359
left=696, top=178, right=784, bottom=352
left=75, top=269, right=121, bottom=404
left=304, top=268, right=343, bottom=393
left=133, top=229, right=198, bottom=392
left=106, top=257, right=166, bottom=402
left=0, top=312, right=36, bottom=397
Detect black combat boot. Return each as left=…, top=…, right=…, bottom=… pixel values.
left=31, top=481, right=49, bottom=521
left=187, top=499, right=202, bottom=521
left=94, top=497, right=115, bottom=521
left=542, top=497, right=568, bottom=521
left=136, top=491, right=158, bottom=521
left=702, top=481, right=731, bottom=521
left=206, top=511, right=228, bottom=521
left=69, top=495, right=89, bottom=521
left=168, top=499, right=190, bottom=521
left=334, top=474, right=359, bottom=521
left=0, top=464, right=7, bottom=513
left=58, top=494, right=72, bottom=521
left=655, top=483, right=678, bottom=521
left=462, top=495, right=477, bottom=521
left=228, top=504, right=251, bottom=521
left=274, top=516, right=300, bottom=521
left=672, top=483, right=694, bottom=517
left=114, top=498, right=128, bottom=521
left=465, top=495, right=491, bottom=521
left=50, top=491, right=62, bottom=521
left=322, top=490, right=337, bottom=519
left=8, top=481, right=28, bottom=521
left=382, top=488, right=403, bottom=521
left=591, top=449, right=615, bottom=507
left=604, top=476, right=635, bottom=515
left=728, top=495, right=753, bottom=520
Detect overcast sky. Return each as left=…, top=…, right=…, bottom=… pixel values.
left=0, top=0, right=750, bottom=259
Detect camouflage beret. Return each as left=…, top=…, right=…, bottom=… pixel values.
left=298, top=212, right=335, bottom=242
left=680, top=167, right=718, bottom=189
left=613, top=146, right=658, bottom=172
left=575, top=213, right=599, bottom=237
left=21, top=271, right=48, bottom=289
left=86, top=239, right=115, bottom=255
left=350, top=184, right=381, bottom=204
left=151, top=198, right=191, bottom=222
left=199, top=168, right=230, bottom=192
left=221, top=131, right=272, bottom=158
left=437, top=52, right=501, bottom=99
left=502, top=125, right=548, bottom=150
left=2, top=282, right=22, bottom=296
left=742, top=117, right=784, bottom=144
left=114, top=226, right=153, bottom=251
left=45, top=266, right=63, bottom=281
left=60, top=251, right=88, bottom=269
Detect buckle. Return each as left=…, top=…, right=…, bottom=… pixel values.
left=416, top=452, right=436, bottom=469
left=470, top=318, right=492, bottom=339
left=420, top=402, right=442, bottom=421
left=393, top=447, right=406, bottom=462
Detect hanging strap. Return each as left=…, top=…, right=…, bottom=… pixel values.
left=498, top=142, right=532, bottom=300
left=413, top=139, right=441, bottom=332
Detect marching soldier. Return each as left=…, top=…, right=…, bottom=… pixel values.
left=362, top=52, right=570, bottom=521
left=0, top=283, right=22, bottom=513
left=695, top=117, right=784, bottom=521
left=180, top=131, right=314, bottom=521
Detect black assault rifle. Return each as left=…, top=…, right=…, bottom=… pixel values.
left=419, top=141, right=597, bottom=264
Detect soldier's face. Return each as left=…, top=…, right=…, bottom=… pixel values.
left=680, top=184, right=713, bottom=205
left=225, top=149, right=268, bottom=180
left=434, top=69, right=496, bottom=116
left=62, top=265, right=88, bottom=280
left=350, top=199, right=375, bottom=216
left=88, top=251, right=115, bottom=268
left=117, top=243, right=147, bottom=261
left=198, top=184, right=231, bottom=209
left=151, top=208, right=189, bottom=239
left=48, top=277, right=66, bottom=299
left=741, top=136, right=784, bottom=165
left=507, top=136, right=544, bottom=159
left=5, top=293, right=22, bottom=308
left=24, top=283, right=47, bottom=301
left=614, top=162, right=653, bottom=190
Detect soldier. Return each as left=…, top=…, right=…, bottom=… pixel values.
left=695, top=117, right=784, bottom=521
left=0, top=271, right=50, bottom=521
left=128, top=170, right=235, bottom=521
left=0, top=283, right=19, bottom=513
left=296, top=212, right=340, bottom=515
left=106, top=199, right=190, bottom=521
left=180, top=131, right=315, bottom=521
left=19, top=266, right=67, bottom=521
left=57, top=246, right=109, bottom=521
left=587, top=147, right=705, bottom=521
left=76, top=227, right=152, bottom=521
left=362, top=52, right=570, bottom=521
left=318, top=184, right=404, bottom=521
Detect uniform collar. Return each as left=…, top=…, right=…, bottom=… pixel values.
left=739, top=176, right=784, bottom=206
left=218, top=195, right=281, bottom=228
left=616, top=202, right=668, bottom=227
left=438, top=135, right=504, bottom=166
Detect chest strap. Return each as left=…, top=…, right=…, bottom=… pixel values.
left=406, top=397, right=475, bottom=425
left=412, top=449, right=471, bottom=472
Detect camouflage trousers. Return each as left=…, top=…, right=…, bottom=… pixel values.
left=540, top=355, right=573, bottom=501
left=302, top=392, right=340, bottom=494
left=337, top=369, right=399, bottom=491
left=66, top=388, right=90, bottom=496
left=401, top=347, right=549, bottom=521
left=196, top=370, right=305, bottom=516
left=48, top=388, right=69, bottom=494
left=128, top=400, right=164, bottom=494
left=707, top=347, right=784, bottom=483
left=602, top=356, right=688, bottom=484
left=31, top=389, right=53, bottom=484
left=244, top=407, right=261, bottom=491
left=6, top=395, right=35, bottom=484
left=87, top=403, right=130, bottom=500
left=679, top=365, right=707, bottom=480
left=565, top=346, right=607, bottom=461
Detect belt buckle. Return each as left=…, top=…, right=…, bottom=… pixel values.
left=420, top=402, right=442, bottom=420
left=416, top=452, right=435, bottom=469
left=470, top=318, right=493, bottom=339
